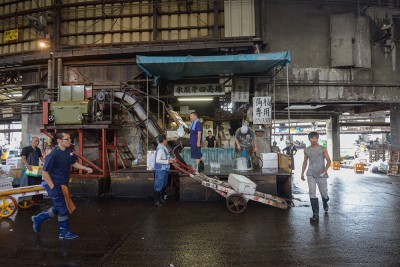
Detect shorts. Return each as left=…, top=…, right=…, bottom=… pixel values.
left=190, top=146, right=202, bottom=159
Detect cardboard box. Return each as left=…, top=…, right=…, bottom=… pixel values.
left=25, top=166, right=43, bottom=177
left=228, top=173, right=256, bottom=195
left=278, top=153, right=291, bottom=172
left=9, top=169, right=23, bottom=179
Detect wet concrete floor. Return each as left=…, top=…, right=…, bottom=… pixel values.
left=1, top=161, right=400, bottom=266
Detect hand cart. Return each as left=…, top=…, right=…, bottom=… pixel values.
left=173, top=160, right=289, bottom=214
left=0, top=185, right=47, bottom=218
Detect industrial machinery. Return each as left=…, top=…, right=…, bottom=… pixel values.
left=41, top=85, right=165, bottom=181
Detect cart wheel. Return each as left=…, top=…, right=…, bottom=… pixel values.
left=18, top=199, right=36, bottom=209
left=226, top=194, right=247, bottom=214
left=0, top=196, right=18, bottom=218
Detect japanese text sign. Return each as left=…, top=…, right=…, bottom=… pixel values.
left=253, top=97, right=272, bottom=124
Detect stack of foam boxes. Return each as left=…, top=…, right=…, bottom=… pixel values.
left=261, top=153, right=279, bottom=170
left=0, top=169, right=13, bottom=190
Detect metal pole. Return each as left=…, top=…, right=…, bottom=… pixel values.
left=286, top=66, right=291, bottom=141
left=146, top=75, right=149, bottom=152
left=273, top=68, right=276, bottom=141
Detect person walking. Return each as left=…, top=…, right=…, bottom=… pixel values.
left=205, top=130, right=216, bottom=148
left=31, top=132, right=93, bottom=239
left=189, top=112, right=204, bottom=172
left=20, top=136, right=44, bottom=186
left=301, top=131, right=332, bottom=222
left=154, top=134, right=176, bottom=207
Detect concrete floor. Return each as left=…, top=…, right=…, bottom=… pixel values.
left=1, top=151, right=400, bottom=266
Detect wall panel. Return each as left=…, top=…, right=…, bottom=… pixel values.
left=0, top=0, right=224, bottom=54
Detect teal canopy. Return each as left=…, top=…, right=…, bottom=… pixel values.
left=136, top=51, right=290, bottom=84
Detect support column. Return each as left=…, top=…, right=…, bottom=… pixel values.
left=390, top=104, right=400, bottom=151
left=327, top=115, right=341, bottom=161
left=332, top=115, right=341, bottom=161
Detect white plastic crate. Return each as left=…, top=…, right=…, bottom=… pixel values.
left=228, top=173, right=256, bottom=195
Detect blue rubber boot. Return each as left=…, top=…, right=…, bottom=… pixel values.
left=31, top=209, right=52, bottom=233
left=59, top=219, right=79, bottom=240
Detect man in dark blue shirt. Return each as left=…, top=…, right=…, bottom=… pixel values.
left=189, top=112, right=203, bottom=171
left=31, top=132, right=93, bottom=240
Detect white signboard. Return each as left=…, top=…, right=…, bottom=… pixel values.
left=174, top=84, right=225, bottom=96
left=253, top=97, right=272, bottom=124
left=231, top=78, right=250, bottom=102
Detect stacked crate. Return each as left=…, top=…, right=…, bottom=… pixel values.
left=387, top=150, right=400, bottom=176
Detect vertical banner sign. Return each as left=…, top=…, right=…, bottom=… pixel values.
left=253, top=97, right=272, bottom=124
left=231, top=78, right=250, bottom=102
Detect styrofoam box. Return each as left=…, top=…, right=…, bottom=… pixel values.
left=262, top=159, right=278, bottom=169
left=0, top=177, right=13, bottom=190
left=228, top=173, right=256, bottom=195
left=261, top=153, right=278, bottom=161
left=146, top=151, right=156, bottom=170
left=6, top=157, right=23, bottom=168
left=1, top=165, right=16, bottom=174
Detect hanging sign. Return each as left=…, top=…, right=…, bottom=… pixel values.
left=253, top=97, right=272, bottom=124
left=4, top=29, right=19, bottom=42
left=174, top=84, right=225, bottom=96
left=231, top=78, right=250, bottom=102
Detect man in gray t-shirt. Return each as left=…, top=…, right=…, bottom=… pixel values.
left=301, top=131, right=332, bottom=222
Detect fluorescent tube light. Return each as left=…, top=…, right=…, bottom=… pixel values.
left=178, top=97, right=213, bottom=101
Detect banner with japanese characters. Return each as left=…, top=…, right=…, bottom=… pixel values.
left=231, top=78, right=250, bottom=102
left=174, top=84, right=225, bottom=96
left=253, top=97, right=272, bottom=124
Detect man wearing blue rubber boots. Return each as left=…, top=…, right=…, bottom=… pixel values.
left=31, top=132, right=93, bottom=239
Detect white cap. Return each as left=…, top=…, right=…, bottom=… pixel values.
left=241, top=125, right=249, bottom=134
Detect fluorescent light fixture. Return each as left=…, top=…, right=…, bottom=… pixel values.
left=284, top=105, right=325, bottom=110
left=178, top=97, right=213, bottom=101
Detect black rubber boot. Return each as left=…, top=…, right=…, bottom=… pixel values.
left=154, top=191, right=163, bottom=207
left=159, top=187, right=167, bottom=203
left=198, top=160, right=205, bottom=173
left=310, top=198, right=319, bottom=221
left=322, top=196, right=329, bottom=212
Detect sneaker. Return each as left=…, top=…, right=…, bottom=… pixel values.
left=59, top=231, right=79, bottom=240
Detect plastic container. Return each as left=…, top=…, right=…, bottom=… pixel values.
left=217, top=148, right=227, bottom=164
left=210, top=162, right=221, bottom=173
left=232, top=157, right=252, bottom=171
